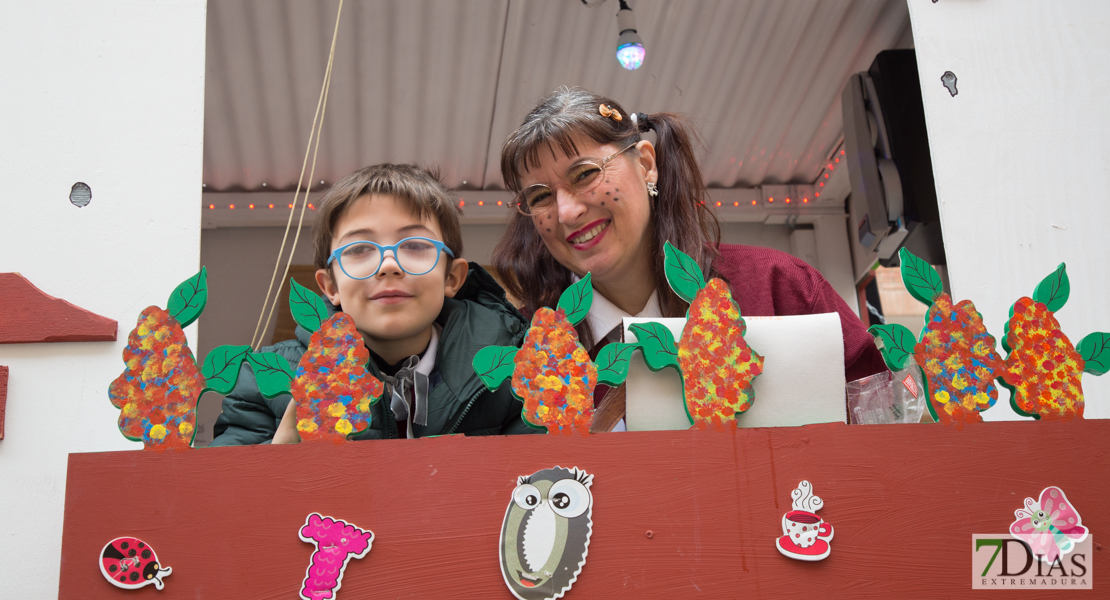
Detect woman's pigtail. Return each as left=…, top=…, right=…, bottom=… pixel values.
left=645, top=112, right=722, bottom=318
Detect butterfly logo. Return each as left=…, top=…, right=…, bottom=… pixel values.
left=1009, top=486, right=1088, bottom=563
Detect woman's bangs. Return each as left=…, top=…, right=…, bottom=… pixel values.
left=504, top=120, right=592, bottom=192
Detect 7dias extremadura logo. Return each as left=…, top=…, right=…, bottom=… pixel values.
left=972, top=486, right=1091, bottom=589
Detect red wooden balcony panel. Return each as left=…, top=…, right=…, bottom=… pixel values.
left=60, top=420, right=1109, bottom=599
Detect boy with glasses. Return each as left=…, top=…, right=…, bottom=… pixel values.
left=210, top=164, right=538, bottom=445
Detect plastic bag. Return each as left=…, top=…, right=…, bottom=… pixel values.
left=847, top=365, right=926, bottom=424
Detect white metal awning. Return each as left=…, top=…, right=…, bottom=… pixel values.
left=202, top=0, right=911, bottom=223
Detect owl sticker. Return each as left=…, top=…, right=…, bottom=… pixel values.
left=500, top=467, right=594, bottom=600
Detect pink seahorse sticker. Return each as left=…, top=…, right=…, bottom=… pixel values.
left=298, top=513, right=374, bottom=600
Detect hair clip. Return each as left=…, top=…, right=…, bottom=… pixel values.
left=599, top=104, right=623, bottom=122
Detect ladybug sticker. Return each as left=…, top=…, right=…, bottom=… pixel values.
left=99, top=537, right=172, bottom=590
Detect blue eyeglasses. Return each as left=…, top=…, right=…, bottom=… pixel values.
left=327, top=237, right=454, bottom=280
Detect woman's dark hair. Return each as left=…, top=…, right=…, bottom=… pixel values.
left=493, top=87, right=722, bottom=347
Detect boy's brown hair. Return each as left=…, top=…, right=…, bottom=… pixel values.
left=312, top=164, right=464, bottom=270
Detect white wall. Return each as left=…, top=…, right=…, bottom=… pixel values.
left=0, top=2, right=207, bottom=596
left=908, top=0, right=1110, bottom=419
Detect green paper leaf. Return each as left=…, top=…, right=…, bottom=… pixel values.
left=868, top=324, right=918, bottom=371
left=1078, top=332, right=1110, bottom=376
left=898, top=248, right=943, bottom=306
left=595, top=342, right=639, bottom=386
left=628, top=322, right=679, bottom=372
left=1032, top=263, right=1070, bottom=313
left=663, top=241, right=706, bottom=303
left=289, top=279, right=329, bottom=333
left=473, top=346, right=518, bottom=391
left=557, top=273, right=593, bottom=326
left=246, top=351, right=295, bottom=398
left=201, top=344, right=251, bottom=395
left=167, top=267, right=208, bottom=328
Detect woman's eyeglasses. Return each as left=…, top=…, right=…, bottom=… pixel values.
left=328, top=237, right=454, bottom=279
left=513, top=143, right=637, bottom=216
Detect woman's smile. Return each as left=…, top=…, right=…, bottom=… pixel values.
left=567, top=219, right=610, bottom=249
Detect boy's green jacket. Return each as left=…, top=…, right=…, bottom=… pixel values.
left=209, top=263, right=539, bottom=445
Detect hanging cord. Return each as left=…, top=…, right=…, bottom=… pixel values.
left=250, top=0, right=344, bottom=351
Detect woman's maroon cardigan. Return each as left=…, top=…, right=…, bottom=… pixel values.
left=710, top=243, right=887, bottom=383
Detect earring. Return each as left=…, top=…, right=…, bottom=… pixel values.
left=646, top=181, right=659, bottom=198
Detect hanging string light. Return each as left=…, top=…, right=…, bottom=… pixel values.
left=581, top=0, right=645, bottom=70
left=615, top=0, right=645, bottom=70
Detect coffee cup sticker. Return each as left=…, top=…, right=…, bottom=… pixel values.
left=776, top=480, right=834, bottom=561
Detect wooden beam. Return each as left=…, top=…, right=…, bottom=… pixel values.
left=0, top=273, right=116, bottom=344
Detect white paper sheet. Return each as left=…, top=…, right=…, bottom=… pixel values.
left=623, top=312, right=846, bottom=430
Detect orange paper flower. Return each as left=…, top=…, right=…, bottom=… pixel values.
left=678, top=279, right=764, bottom=430
left=511, top=308, right=596, bottom=435
left=108, top=307, right=204, bottom=450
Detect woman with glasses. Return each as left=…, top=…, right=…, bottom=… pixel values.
left=493, top=87, right=886, bottom=429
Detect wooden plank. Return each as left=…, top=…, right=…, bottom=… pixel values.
left=0, top=365, right=7, bottom=440
left=60, top=420, right=1109, bottom=598
left=0, top=273, right=117, bottom=343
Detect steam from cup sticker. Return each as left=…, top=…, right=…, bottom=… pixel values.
left=99, top=537, right=172, bottom=590
left=298, top=513, right=374, bottom=600
left=791, top=480, right=824, bottom=513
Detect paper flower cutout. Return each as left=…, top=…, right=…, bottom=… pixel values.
left=108, top=269, right=208, bottom=450
left=589, top=242, right=764, bottom=429
left=1001, top=264, right=1107, bottom=420
left=868, top=248, right=1004, bottom=426
left=291, top=312, right=383, bottom=442
left=474, top=275, right=596, bottom=435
